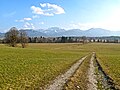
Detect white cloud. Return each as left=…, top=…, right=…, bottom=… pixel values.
left=15, top=19, right=24, bottom=22
left=31, top=3, right=65, bottom=16
left=24, top=23, right=29, bottom=28
left=15, top=17, right=32, bottom=22
left=46, top=3, right=65, bottom=14
left=40, top=3, right=47, bottom=7
left=68, top=22, right=94, bottom=30
left=24, top=18, right=32, bottom=21
left=43, top=13, right=54, bottom=16
left=31, top=6, right=44, bottom=15
left=23, top=22, right=35, bottom=29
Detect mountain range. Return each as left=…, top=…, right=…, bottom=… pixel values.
left=0, top=27, right=120, bottom=38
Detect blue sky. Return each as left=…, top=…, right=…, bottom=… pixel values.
left=1, top=0, right=120, bottom=32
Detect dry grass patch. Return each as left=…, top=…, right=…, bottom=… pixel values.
left=64, top=55, right=91, bottom=90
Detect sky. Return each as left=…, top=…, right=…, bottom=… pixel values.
left=1, top=0, right=120, bottom=32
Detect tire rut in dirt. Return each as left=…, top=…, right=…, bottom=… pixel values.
left=45, top=56, right=88, bottom=90
left=87, top=52, right=97, bottom=90
left=95, top=57, right=119, bottom=90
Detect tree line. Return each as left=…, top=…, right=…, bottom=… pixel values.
left=28, top=36, right=87, bottom=43
left=2, top=27, right=87, bottom=48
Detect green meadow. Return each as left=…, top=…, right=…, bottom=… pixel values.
left=0, top=43, right=120, bottom=89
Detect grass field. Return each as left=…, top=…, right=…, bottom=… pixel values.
left=0, top=43, right=88, bottom=89
left=80, top=43, right=120, bottom=88
left=0, top=43, right=120, bottom=89
left=95, top=44, right=120, bottom=88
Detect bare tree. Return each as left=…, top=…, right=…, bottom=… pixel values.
left=82, top=36, right=87, bottom=44
left=19, top=31, right=28, bottom=48
left=5, top=27, right=19, bottom=47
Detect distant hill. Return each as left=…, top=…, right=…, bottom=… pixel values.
left=0, top=27, right=120, bottom=38
left=40, top=27, right=66, bottom=36
left=83, top=28, right=113, bottom=37
left=0, top=33, right=4, bottom=38
left=19, top=29, right=47, bottom=37
left=58, top=28, right=120, bottom=37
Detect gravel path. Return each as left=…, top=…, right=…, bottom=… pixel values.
left=45, top=55, right=87, bottom=90
left=87, top=52, right=97, bottom=90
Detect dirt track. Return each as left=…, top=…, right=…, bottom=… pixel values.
left=87, top=52, right=97, bottom=90
left=45, top=53, right=117, bottom=90
left=45, top=56, right=87, bottom=90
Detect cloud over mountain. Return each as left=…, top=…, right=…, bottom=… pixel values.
left=23, top=22, right=35, bottom=29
